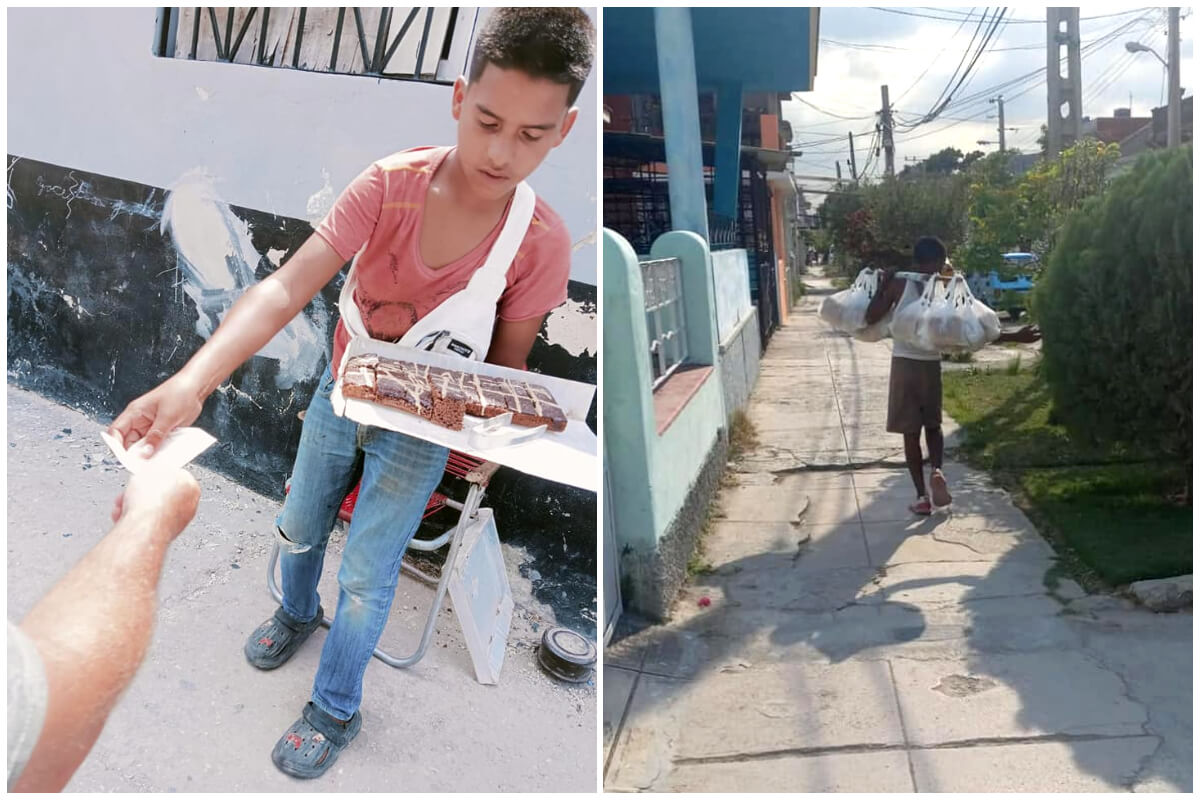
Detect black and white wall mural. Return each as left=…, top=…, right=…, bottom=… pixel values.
left=7, top=4, right=598, bottom=637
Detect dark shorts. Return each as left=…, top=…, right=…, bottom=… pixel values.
left=887, top=357, right=943, bottom=434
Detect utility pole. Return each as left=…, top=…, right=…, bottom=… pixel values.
left=835, top=160, right=842, bottom=181
left=880, top=84, right=895, bottom=176
left=847, top=131, right=858, bottom=182
left=992, top=94, right=1007, bottom=152
left=1046, top=8, right=1083, bottom=156
left=1168, top=6, right=1181, bottom=147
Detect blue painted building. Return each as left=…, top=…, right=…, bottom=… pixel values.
left=603, top=8, right=820, bottom=632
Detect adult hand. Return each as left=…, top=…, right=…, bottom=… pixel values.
left=110, top=469, right=201, bottom=542
left=108, top=374, right=206, bottom=457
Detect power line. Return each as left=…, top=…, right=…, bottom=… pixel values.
left=904, top=8, right=1008, bottom=128
left=791, top=96, right=877, bottom=121
left=889, top=13, right=1156, bottom=151
left=819, top=38, right=909, bottom=52
left=871, top=6, right=1154, bottom=24
left=893, top=6, right=978, bottom=106
left=920, top=7, right=993, bottom=118
left=934, top=12, right=1155, bottom=117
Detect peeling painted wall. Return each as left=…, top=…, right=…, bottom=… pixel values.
left=7, top=6, right=598, bottom=635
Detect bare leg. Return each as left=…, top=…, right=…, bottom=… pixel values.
left=925, top=426, right=944, bottom=470
left=903, top=432, right=927, bottom=498
left=926, top=425, right=952, bottom=507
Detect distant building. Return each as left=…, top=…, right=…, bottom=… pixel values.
left=1151, top=95, right=1193, bottom=147
left=1081, top=107, right=1153, bottom=145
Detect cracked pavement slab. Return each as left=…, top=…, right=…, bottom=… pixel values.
left=604, top=271, right=1191, bottom=792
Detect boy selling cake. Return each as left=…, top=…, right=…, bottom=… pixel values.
left=108, top=8, right=593, bottom=779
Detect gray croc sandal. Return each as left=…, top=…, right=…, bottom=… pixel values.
left=244, top=605, right=324, bottom=670
left=271, top=702, right=362, bottom=779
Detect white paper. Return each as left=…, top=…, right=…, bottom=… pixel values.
left=100, top=427, right=217, bottom=475
left=330, top=337, right=598, bottom=492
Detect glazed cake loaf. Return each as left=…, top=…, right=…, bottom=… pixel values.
left=341, top=354, right=568, bottom=433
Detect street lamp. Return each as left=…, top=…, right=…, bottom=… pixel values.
left=1124, top=40, right=1168, bottom=70
left=1125, top=17, right=1182, bottom=150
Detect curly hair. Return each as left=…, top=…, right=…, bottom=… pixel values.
left=468, top=8, right=594, bottom=105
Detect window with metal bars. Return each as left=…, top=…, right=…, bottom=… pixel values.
left=641, top=257, right=688, bottom=389
left=153, top=7, right=461, bottom=83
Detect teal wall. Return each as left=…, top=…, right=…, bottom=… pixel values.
left=602, top=230, right=658, bottom=553
left=603, top=228, right=727, bottom=554
left=649, top=370, right=724, bottom=530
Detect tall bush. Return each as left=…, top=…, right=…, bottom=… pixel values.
left=1034, top=146, right=1192, bottom=475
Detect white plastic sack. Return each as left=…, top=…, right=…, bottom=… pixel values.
left=890, top=273, right=935, bottom=349
left=919, top=275, right=957, bottom=352
left=893, top=273, right=1002, bottom=353
left=819, top=268, right=888, bottom=338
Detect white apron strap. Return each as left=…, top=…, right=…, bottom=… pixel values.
left=336, top=180, right=536, bottom=367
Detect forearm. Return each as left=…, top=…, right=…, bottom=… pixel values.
left=14, top=515, right=173, bottom=792
left=177, top=277, right=306, bottom=396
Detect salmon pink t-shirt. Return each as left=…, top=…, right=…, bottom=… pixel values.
left=314, top=146, right=571, bottom=370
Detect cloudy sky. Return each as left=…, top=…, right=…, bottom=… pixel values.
left=783, top=6, right=1194, bottom=191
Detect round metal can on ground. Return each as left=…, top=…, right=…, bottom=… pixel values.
left=537, top=627, right=597, bottom=683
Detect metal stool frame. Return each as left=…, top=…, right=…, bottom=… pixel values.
left=266, top=451, right=499, bottom=669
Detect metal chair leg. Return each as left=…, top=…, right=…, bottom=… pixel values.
left=265, top=483, right=486, bottom=669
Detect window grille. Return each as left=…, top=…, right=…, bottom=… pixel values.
left=153, top=7, right=460, bottom=83
left=640, top=257, right=688, bottom=388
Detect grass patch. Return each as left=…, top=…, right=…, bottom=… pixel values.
left=943, top=365, right=1190, bottom=586
left=687, top=497, right=718, bottom=577
left=1020, top=464, right=1191, bottom=586
left=728, top=409, right=759, bottom=462
left=942, top=367, right=1152, bottom=470
left=687, top=413, right=760, bottom=578
left=830, top=276, right=853, bottom=291
left=945, top=350, right=974, bottom=364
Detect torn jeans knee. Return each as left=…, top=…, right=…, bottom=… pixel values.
left=276, top=526, right=313, bottom=555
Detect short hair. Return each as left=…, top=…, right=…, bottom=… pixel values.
left=913, top=236, right=947, bottom=267
left=468, top=8, right=595, bottom=106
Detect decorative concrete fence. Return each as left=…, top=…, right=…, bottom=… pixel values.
left=711, top=247, right=761, bottom=421
left=603, top=228, right=731, bottom=621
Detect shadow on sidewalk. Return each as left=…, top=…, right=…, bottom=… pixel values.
left=607, top=445, right=1183, bottom=790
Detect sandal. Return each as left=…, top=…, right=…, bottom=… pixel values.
left=909, top=496, right=932, bottom=516
left=244, top=605, right=324, bottom=670
left=930, top=469, right=953, bottom=508
left=271, top=702, right=362, bottom=779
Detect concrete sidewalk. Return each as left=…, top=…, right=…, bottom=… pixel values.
left=603, top=272, right=1191, bottom=793
left=7, top=385, right=594, bottom=792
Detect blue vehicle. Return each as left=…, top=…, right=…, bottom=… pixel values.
left=966, top=252, right=1040, bottom=320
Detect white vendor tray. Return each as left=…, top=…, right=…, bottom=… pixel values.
left=330, top=336, right=597, bottom=492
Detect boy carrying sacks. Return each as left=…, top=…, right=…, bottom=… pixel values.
left=108, top=8, right=593, bottom=779
left=864, top=236, right=1040, bottom=516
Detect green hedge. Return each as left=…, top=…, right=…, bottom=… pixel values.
left=1033, top=145, right=1192, bottom=463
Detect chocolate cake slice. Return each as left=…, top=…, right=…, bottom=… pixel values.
left=374, top=359, right=433, bottom=418
left=462, top=373, right=512, bottom=419
left=428, top=369, right=468, bottom=431
left=473, top=374, right=569, bottom=432
left=522, top=382, right=569, bottom=432
left=340, top=354, right=378, bottom=401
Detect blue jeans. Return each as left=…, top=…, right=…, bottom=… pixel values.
left=275, top=367, right=449, bottom=720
